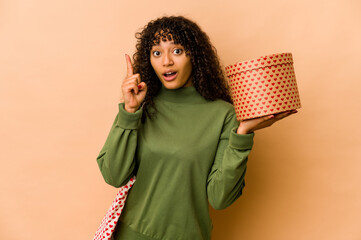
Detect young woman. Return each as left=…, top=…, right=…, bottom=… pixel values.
left=96, top=16, right=296, bottom=240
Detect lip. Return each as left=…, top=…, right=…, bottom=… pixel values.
left=162, top=71, right=178, bottom=81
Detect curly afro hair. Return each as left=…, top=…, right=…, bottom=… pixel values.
left=132, top=16, right=232, bottom=121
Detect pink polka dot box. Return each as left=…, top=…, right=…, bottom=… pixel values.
left=225, top=53, right=302, bottom=120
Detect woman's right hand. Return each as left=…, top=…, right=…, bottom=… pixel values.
left=122, top=54, right=147, bottom=113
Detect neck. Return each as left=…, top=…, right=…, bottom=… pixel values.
left=156, top=85, right=207, bottom=104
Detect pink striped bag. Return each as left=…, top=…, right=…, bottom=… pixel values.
left=93, top=177, right=136, bottom=240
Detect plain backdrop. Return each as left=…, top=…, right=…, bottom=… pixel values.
left=1, top=0, right=360, bottom=239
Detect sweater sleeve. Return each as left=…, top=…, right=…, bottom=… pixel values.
left=207, top=112, right=255, bottom=210
left=96, top=103, right=142, bottom=188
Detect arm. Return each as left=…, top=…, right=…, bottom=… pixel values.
left=207, top=112, right=254, bottom=210
left=96, top=103, right=142, bottom=188
left=207, top=110, right=297, bottom=209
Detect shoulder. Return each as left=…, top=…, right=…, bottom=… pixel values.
left=203, top=99, right=238, bottom=129
left=209, top=100, right=239, bottom=136
left=210, top=99, right=236, bottom=118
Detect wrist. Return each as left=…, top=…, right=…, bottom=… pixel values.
left=237, top=125, right=252, bottom=135
left=124, top=105, right=138, bottom=113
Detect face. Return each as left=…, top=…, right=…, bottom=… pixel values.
left=150, top=40, right=192, bottom=89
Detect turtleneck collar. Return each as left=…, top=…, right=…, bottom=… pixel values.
left=156, top=85, right=207, bottom=104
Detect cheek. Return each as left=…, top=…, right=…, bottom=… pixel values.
left=185, top=61, right=192, bottom=75
left=150, top=58, right=155, bottom=69
left=150, top=59, right=159, bottom=73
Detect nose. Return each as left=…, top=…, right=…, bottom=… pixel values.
left=162, top=53, right=174, bottom=66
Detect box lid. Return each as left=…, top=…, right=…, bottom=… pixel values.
left=225, top=53, right=294, bottom=77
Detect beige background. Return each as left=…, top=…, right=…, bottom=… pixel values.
left=1, top=0, right=360, bottom=239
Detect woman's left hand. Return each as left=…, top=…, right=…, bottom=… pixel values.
left=237, top=110, right=298, bottom=134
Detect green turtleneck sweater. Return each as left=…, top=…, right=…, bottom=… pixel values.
left=96, top=86, right=255, bottom=240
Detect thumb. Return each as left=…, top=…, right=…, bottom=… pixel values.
left=137, top=82, right=147, bottom=102
left=137, top=82, right=147, bottom=91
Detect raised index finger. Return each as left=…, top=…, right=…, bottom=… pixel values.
left=125, top=54, right=134, bottom=77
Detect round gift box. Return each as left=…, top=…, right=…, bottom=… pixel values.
left=225, top=53, right=301, bottom=120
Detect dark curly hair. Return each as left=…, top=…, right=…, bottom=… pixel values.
left=132, top=16, right=232, bottom=121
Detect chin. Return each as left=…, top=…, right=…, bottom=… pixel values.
left=162, top=81, right=181, bottom=89
left=162, top=80, right=192, bottom=89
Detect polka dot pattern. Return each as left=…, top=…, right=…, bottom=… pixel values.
left=93, top=177, right=136, bottom=240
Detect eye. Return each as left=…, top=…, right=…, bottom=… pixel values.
left=173, top=48, right=183, bottom=55
left=152, top=51, right=161, bottom=57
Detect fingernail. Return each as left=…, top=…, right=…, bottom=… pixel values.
left=138, top=84, right=142, bottom=90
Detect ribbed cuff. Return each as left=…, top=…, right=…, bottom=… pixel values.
left=117, top=103, right=143, bottom=129
left=229, top=127, right=254, bottom=150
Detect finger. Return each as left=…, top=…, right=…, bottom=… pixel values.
left=123, top=82, right=139, bottom=94
left=284, top=110, right=298, bottom=117
left=133, top=73, right=141, bottom=85
left=266, top=114, right=275, bottom=120
left=123, top=74, right=141, bottom=85
left=125, top=54, right=134, bottom=77
left=274, top=111, right=294, bottom=120
left=137, top=82, right=147, bottom=91
left=275, top=111, right=290, bottom=118
left=260, top=114, right=274, bottom=122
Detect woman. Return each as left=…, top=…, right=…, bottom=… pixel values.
left=96, top=16, right=296, bottom=240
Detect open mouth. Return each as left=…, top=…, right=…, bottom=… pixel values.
left=163, top=72, right=177, bottom=81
